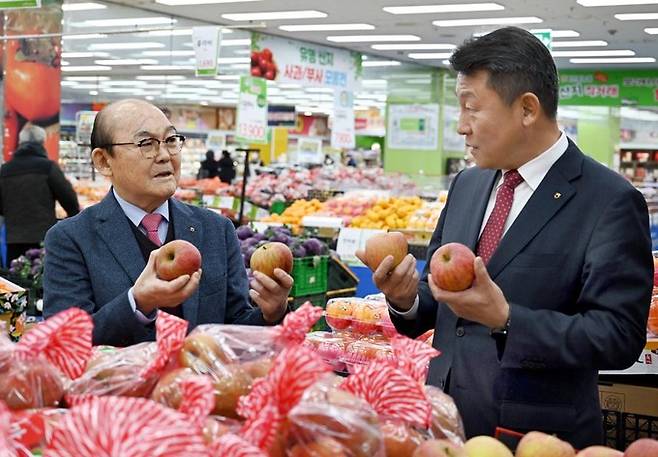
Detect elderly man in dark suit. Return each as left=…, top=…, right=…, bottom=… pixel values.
left=43, top=99, right=292, bottom=347
left=358, top=27, right=653, bottom=448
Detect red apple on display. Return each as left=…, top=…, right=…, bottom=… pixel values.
left=364, top=232, right=408, bottom=271
left=430, top=243, right=476, bottom=292
left=516, top=431, right=575, bottom=457
left=624, top=439, right=658, bottom=457
left=250, top=242, right=293, bottom=279
left=463, top=436, right=513, bottom=457
left=412, top=439, right=466, bottom=457
left=575, top=447, right=622, bottom=457
left=155, top=239, right=202, bottom=281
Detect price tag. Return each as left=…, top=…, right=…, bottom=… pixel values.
left=218, top=196, right=235, bottom=209
left=337, top=228, right=364, bottom=263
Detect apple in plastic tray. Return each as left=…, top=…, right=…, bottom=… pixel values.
left=325, top=299, right=354, bottom=330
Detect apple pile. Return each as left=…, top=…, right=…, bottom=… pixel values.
left=250, top=47, right=277, bottom=80
left=155, top=240, right=202, bottom=281
left=317, top=195, right=376, bottom=225
left=430, top=243, right=476, bottom=292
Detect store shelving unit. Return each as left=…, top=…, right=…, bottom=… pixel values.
left=619, top=145, right=658, bottom=182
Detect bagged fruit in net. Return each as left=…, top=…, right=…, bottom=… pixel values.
left=0, top=308, right=92, bottom=410
left=66, top=312, right=187, bottom=401
left=287, top=373, right=385, bottom=457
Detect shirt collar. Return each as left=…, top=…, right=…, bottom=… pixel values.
left=112, top=188, right=169, bottom=228
left=500, top=131, right=569, bottom=191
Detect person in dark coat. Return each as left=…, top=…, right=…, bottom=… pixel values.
left=217, top=150, right=236, bottom=184
left=197, top=149, right=219, bottom=180
left=0, top=124, right=79, bottom=266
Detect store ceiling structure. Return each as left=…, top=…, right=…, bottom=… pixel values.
left=59, top=0, right=658, bottom=107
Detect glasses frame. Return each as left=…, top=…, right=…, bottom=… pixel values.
left=100, top=133, right=186, bottom=159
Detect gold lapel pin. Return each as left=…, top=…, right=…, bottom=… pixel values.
left=554, top=192, right=561, bottom=199
left=189, top=227, right=196, bottom=232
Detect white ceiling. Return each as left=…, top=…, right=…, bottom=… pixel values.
left=59, top=0, right=658, bottom=107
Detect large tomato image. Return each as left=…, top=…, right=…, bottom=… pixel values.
left=5, top=39, right=60, bottom=122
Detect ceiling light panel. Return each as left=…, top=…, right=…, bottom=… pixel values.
left=89, top=42, right=165, bottom=50
left=615, top=13, right=658, bottom=20
left=61, top=2, right=106, bottom=11
left=434, top=17, right=543, bottom=27
left=141, top=65, right=194, bottom=70
left=551, top=49, right=635, bottom=57
left=136, top=75, right=186, bottom=80
left=371, top=43, right=455, bottom=50
left=222, top=10, right=327, bottom=21
left=62, top=65, right=112, bottom=72
left=646, top=28, right=658, bottom=34
left=279, top=23, right=375, bottom=32
left=95, top=59, right=160, bottom=65
left=327, top=34, right=420, bottom=42
left=578, top=0, right=658, bottom=5
left=408, top=52, right=454, bottom=59
left=570, top=57, right=656, bottom=63
left=383, top=3, right=504, bottom=14
left=62, top=52, right=110, bottom=58
left=156, top=0, right=263, bottom=4
left=551, top=40, right=608, bottom=47
left=362, top=60, right=402, bottom=67
left=62, top=33, right=107, bottom=40
left=142, top=50, right=195, bottom=57
left=73, top=17, right=176, bottom=27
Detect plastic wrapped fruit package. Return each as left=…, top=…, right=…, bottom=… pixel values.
left=0, top=308, right=92, bottom=410
left=424, top=385, right=466, bottom=446
left=342, top=336, right=394, bottom=373
left=287, top=374, right=385, bottom=457
left=381, top=419, right=428, bottom=457
left=303, top=331, right=356, bottom=372
left=67, top=313, right=188, bottom=401
left=325, top=297, right=393, bottom=336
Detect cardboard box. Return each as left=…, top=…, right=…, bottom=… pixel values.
left=599, top=382, right=658, bottom=417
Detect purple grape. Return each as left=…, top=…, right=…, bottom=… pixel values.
left=236, top=225, right=254, bottom=240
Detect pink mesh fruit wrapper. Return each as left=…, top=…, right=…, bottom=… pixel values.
left=66, top=312, right=187, bottom=402
left=0, top=308, right=93, bottom=410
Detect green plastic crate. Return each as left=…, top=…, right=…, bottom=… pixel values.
left=290, top=255, right=328, bottom=297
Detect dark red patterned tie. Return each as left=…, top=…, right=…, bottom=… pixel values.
left=476, top=170, right=524, bottom=265
left=141, top=213, right=163, bottom=247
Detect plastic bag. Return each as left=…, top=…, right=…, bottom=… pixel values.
left=425, top=385, right=466, bottom=446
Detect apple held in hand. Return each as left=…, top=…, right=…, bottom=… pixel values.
left=516, top=431, right=575, bottom=457
left=155, top=239, right=202, bottom=281
left=430, top=243, right=476, bottom=292
left=364, top=231, right=408, bottom=271
left=250, top=241, right=293, bottom=279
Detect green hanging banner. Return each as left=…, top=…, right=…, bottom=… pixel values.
left=0, top=0, right=40, bottom=9
left=559, top=70, right=658, bottom=107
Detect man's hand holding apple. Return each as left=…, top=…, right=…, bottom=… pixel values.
left=249, top=269, right=293, bottom=323
left=133, top=249, right=202, bottom=315
left=355, top=249, right=419, bottom=311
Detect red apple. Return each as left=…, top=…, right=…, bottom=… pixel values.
left=624, top=439, right=658, bottom=457
left=250, top=242, right=293, bottom=279
left=430, top=243, right=475, bottom=292
left=155, top=239, right=202, bottom=281
left=351, top=302, right=384, bottom=335
left=412, top=439, right=466, bottom=457
left=516, top=431, right=575, bottom=457
left=576, top=446, right=622, bottom=457
left=364, top=232, right=408, bottom=272
left=325, top=299, right=354, bottom=330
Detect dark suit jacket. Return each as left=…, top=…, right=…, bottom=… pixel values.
left=43, top=192, right=266, bottom=347
left=392, top=141, right=653, bottom=447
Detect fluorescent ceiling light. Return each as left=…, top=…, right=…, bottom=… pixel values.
left=216, top=74, right=241, bottom=80
left=102, top=81, right=147, bottom=86
left=70, top=84, right=103, bottom=89
left=95, top=59, right=159, bottom=65
left=89, top=42, right=165, bottom=50
left=74, top=17, right=176, bottom=27
left=62, top=52, right=110, bottom=58
left=434, top=16, right=542, bottom=27
left=551, top=49, right=634, bottom=57
left=615, top=13, right=658, bottom=20
left=408, top=52, right=453, bottom=59
left=362, top=79, right=387, bottom=85
left=64, top=76, right=110, bottom=81
left=156, top=0, right=263, bottom=4
left=646, top=28, right=658, bottom=34
left=136, top=75, right=186, bottom=80
left=145, top=96, right=155, bottom=100
left=372, top=43, right=455, bottom=50
left=578, top=0, right=658, bottom=5
left=362, top=60, right=402, bottom=67
left=89, top=90, right=98, bottom=95
left=61, top=60, right=70, bottom=66
left=62, top=65, right=112, bottom=72
left=279, top=23, right=375, bottom=32
left=140, top=29, right=193, bottom=37
left=61, top=81, right=78, bottom=86
left=222, top=10, right=327, bottom=21
left=305, top=87, right=335, bottom=93
left=141, top=65, right=194, bottom=70
left=570, top=57, right=656, bottom=63
left=551, top=40, right=608, bottom=47
left=534, top=29, right=580, bottom=37
left=442, top=59, right=451, bottom=65
left=221, top=39, right=251, bottom=46
left=327, top=34, right=420, bottom=43
left=62, top=33, right=107, bottom=40
left=230, top=64, right=250, bottom=69
left=143, top=50, right=195, bottom=56
left=218, top=57, right=250, bottom=63
left=383, top=3, right=504, bottom=14
left=62, top=2, right=106, bottom=11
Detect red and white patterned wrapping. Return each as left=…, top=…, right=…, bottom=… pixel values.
left=0, top=402, right=18, bottom=457
left=0, top=309, right=93, bottom=410
left=66, top=312, right=187, bottom=402
left=273, top=302, right=324, bottom=346
left=177, top=376, right=215, bottom=429
left=209, top=433, right=267, bottom=457
left=341, top=362, right=432, bottom=429
left=9, top=408, right=68, bottom=455
left=44, top=396, right=210, bottom=457
left=390, top=335, right=441, bottom=383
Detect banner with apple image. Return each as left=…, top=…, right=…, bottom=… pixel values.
left=250, top=32, right=362, bottom=91
left=2, top=0, right=62, bottom=162
left=236, top=76, right=268, bottom=144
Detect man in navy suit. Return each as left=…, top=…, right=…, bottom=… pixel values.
left=43, top=99, right=292, bottom=347
left=358, top=27, right=653, bottom=447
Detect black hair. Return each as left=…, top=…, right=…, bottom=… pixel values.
left=90, top=107, right=115, bottom=155
left=449, top=26, right=558, bottom=119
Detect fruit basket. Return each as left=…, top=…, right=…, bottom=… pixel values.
left=290, top=255, right=329, bottom=297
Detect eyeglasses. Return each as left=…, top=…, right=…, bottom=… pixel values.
left=102, top=134, right=186, bottom=160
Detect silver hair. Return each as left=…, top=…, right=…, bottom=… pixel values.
left=18, top=124, right=47, bottom=144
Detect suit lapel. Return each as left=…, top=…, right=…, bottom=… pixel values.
left=95, top=192, right=145, bottom=283
left=486, top=143, right=583, bottom=280
left=170, top=199, right=202, bottom=327
left=465, top=169, right=499, bottom=250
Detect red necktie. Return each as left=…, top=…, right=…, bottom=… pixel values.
left=141, top=213, right=163, bottom=247
left=476, top=169, right=524, bottom=265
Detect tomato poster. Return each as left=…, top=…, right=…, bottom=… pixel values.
left=2, top=0, right=62, bottom=162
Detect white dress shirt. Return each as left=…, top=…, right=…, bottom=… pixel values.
left=391, top=132, right=569, bottom=319
left=113, top=189, right=170, bottom=322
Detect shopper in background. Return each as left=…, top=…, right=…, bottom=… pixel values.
left=0, top=124, right=79, bottom=266
left=358, top=27, right=653, bottom=447
left=217, top=150, right=236, bottom=184
left=197, top=149, right=219, bottom=180
left=43, top=99, right=292, bottom=346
